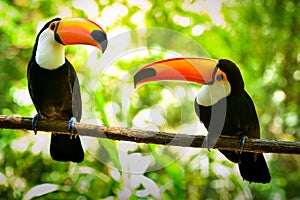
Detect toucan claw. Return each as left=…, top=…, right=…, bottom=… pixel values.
left=68, top=117, right=76, bottom=139
left=202, top=132, right=219, bottom=151
left=202, top=137, right=211, bottom=151
left=239, top=134, right=248, bottom=150
left=32, top=114, right=41, bottom=135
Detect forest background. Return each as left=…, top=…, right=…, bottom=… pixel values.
left=0, top=0, right=299, bottom=199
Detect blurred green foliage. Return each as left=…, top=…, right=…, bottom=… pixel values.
left=0, top=0, right=300, bottom=199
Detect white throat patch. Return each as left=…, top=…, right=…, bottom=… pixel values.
left=196, top=80, right=231, bottom=106
left=36, top=29, right=65, bottom=70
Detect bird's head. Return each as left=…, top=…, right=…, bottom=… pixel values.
left=34, top=18, right=107, bottom=70
left=134, top=58, right=244, bottom=106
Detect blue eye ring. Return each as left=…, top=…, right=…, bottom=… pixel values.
left=216, top=74, right=224, bottom=81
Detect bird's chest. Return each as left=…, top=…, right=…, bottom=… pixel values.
left=196, top=95, right=256, bottom=136
left=29, top=66, right=73, bottom=119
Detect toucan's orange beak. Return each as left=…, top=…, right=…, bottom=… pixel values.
left=50, top=18, right=107, bottom=53
left=134, top=58, right=227, bottom=87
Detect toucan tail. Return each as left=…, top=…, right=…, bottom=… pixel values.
left=219, top=150, right=240, bottom=163
left=50, top=133, right=84, bottom=163
left=238, top=152, right=271, bottom=183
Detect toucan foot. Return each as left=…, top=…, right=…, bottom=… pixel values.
left=32, top=114, right=41, bottom=135
left=202, top=137, right=211, bottom=151
left=202, top=132, right=219, bottom=151
left=239, top=134, right=248, bottom=150
left=68, top=117, right=76, bottom=139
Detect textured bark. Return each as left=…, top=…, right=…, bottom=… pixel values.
left=0, top=115, right=299, bottom=154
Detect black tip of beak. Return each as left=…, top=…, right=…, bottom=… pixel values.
left=91, top=30, right=107, bottom=53
left=134, top=68, right=156, bottom=88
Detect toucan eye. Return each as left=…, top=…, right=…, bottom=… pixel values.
left=50, top=23, right=56, bottom=31
left=216, top=74, right=224, bottom=81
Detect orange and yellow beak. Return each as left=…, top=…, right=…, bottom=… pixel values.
left=134, top=58, right=227, bottom=87
left=50, top=18, right=107, bottom=53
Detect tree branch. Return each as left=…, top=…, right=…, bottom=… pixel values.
left=0, top=115, right=299, bottom=154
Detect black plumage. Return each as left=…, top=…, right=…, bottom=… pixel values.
left=194, top=59, right=271, bottom=183
left=133, top=57, right=271, bottom=183
left=27, top=18, right=83, bottom=162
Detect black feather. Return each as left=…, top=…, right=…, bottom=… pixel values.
left=195, top=59, right=271, bottom=183
left=27, top=18, right=84, bottom=162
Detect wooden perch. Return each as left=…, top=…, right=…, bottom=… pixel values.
left=0, top=115, right=299, bottom=154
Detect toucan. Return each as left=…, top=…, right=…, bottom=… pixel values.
left=134, top=58, right=271, bottom=183
left=27, top=18, right=107, bottom=162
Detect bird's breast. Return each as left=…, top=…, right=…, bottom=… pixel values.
left=28, top=64, right=74, bottom=120
left=196, top=93, right=259, bottom=138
